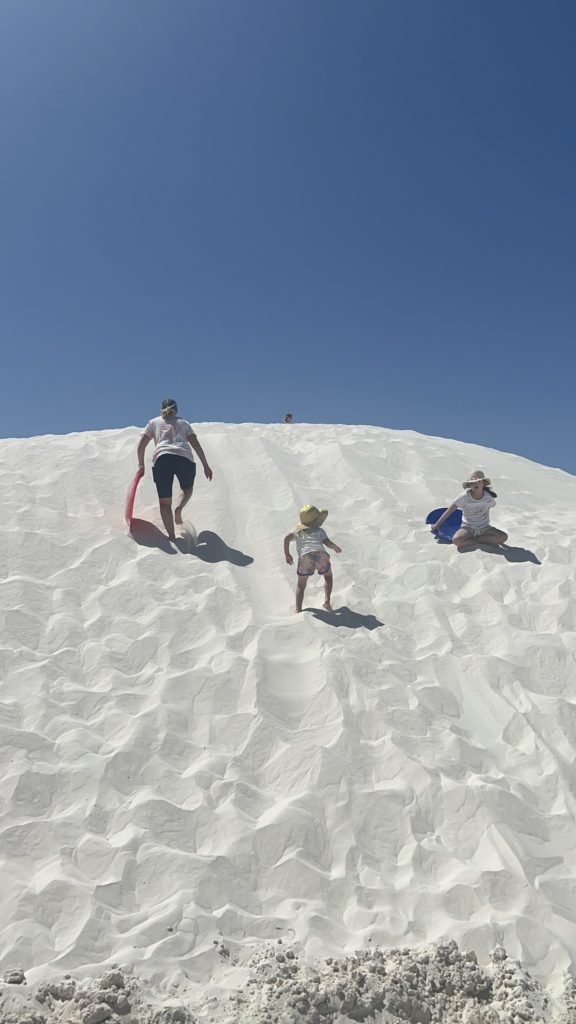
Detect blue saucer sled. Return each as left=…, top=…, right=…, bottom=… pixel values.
left=426, top=507, right=462, bottom=542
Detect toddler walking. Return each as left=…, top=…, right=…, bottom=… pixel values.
left=284, top=505, right=342, bottom=613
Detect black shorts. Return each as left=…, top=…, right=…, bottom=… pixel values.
left=152, top=454, right=196, bottom=500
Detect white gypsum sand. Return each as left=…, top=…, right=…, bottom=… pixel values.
left=1, top=423, right=576, bottom=1023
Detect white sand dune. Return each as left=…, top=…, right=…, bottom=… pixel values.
left=1, top=422, right=576, bottom=1023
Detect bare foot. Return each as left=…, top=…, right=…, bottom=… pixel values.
left=167, top=534, right=176, bottom=543
left=323, top=601, right=332, bottom=611
left=174, top=507, right=183, bottom=525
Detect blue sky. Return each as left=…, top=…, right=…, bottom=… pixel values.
left=1, top=0, right=575, bottom=473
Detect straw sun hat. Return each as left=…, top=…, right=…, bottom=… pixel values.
left=296, top=504, right=328, bottom=530
left=463, top=470, right=492, bottom=489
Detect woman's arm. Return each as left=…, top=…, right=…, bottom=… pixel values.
left=284, top=533, right=295, bottom=564
left=431, top=503, right=457, bottom=531
left=137, top=434, right=151, bottom=471
left=189, top=435, right=213, bottom=480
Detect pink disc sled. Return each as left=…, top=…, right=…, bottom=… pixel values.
left=125, top=467, right=144, bottom=529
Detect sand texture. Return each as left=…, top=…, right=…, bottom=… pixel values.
left=1, top=422, right=576, bottom=1022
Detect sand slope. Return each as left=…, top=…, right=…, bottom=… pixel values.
left=1, top=423, right=576, bottom=1019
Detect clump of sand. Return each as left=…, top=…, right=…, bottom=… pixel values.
left=1, top=941, right=573, bottom=1024
left=0, top=966, right=194, bottom=1024
left=232, top=940, right=550, bottom=1023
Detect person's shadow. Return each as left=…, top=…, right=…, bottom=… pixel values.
left=130, top=518, right=177, bottom=554
left=433, top=534, right=541, bottom=564
left=465, top=543, right=541, bottom=565
left=306, top=605, right=384, bottom=630
left=182, top=530, right=254, bottom=566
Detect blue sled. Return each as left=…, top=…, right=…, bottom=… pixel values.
left=426, top=507, right=462, bottom=543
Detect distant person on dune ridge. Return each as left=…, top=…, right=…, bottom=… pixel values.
left=136, top=398, right=213, bottom=543
left=431, top=470, right=508, bottom=550
left=283, top=412, right=293, bottom=423
left=284, top=505, right=342, bottom=613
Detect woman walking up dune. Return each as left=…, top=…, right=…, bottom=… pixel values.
left=136, top=399, right=213, bottom=542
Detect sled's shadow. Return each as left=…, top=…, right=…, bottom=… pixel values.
left=306, top=605, right=384, bottom=630
left=184, top=530, right=254, bottom=566
left=130, top=519, right=177, bottom=554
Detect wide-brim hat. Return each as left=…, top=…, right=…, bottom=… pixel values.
left=463, top=470, right=491, bottom=488
left=297, top=504, right=328, bottom=530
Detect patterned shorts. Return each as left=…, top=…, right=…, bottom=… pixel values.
left=297, top=551, right=332, bottom=576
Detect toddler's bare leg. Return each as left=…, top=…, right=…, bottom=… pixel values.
left=323, top=571, right=333, bottom=610
left=296, top=576, right=308, bottom=613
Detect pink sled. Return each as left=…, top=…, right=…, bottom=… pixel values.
left=124, top=467, right=144, bottom=529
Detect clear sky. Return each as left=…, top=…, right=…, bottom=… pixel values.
left=1, top=0, right=575, bottom=473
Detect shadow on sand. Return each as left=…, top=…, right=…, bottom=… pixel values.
left=306, top=605, right=384, bottom=630
left=130, top=522, right=254, bottom=565
left=130, top=519, right=177, bottom=554
left=434, top=536, right=541, bottom=564
left=462, top=543, right=541, bottom=565
left=185, top=530, right=254, bottom=566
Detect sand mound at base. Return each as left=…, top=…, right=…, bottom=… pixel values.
left=1, top=941, right=572, bottom=1023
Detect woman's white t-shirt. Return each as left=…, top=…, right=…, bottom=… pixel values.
left=143, top=416, right=196, bottom=464
left=295, top=527, right=327, bottom=556
left=453, top=491, right=495, bottom=531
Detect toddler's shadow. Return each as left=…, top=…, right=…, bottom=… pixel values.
left=306, top=605, right=384, bottom=630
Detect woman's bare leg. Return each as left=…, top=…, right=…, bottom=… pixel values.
left=159, top=498, right=176, bottom=541
left=453, top=527, right=508, bottom=550
left=452, top=528, right=477, bottom=550
left=174, top=486, right=194, bottom=525
left=478, top=528, right=508, bottom=546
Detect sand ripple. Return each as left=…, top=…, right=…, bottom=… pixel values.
left=1, top=423, right=576, bottom=1015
